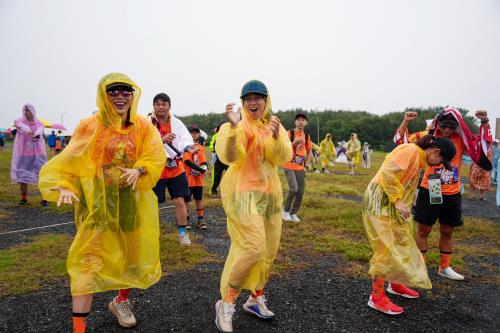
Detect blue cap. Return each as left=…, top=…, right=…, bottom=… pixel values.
left=240, top=80, right=268, bottom=98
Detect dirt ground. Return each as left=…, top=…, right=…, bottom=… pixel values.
left=0, top=186, right=499, bottom=332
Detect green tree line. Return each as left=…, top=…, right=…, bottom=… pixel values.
left=178, top=106, right=479, bottom=151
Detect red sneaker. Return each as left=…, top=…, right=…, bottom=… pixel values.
left=387, top=283, right=420, bottom=299
left=367, top=294, right=404, bottom=315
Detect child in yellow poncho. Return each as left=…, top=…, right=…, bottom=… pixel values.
left=214, top=80, right=292, bottom=333
left=319, top=133, right=336, bottom=173
left=363, top=135, right=455, bottom=315
left=38, top=73, right=165, bottom=332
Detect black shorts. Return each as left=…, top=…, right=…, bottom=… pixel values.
left=153, top=172, right=190, bottom=203
left=414, top=187, right=463, bottom=227
left=186, top=186, right=203, bottom=201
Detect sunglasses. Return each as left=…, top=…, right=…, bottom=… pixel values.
left=106, top=89, right=132, bottom=98
left=439, top=123, right=457, bottom=131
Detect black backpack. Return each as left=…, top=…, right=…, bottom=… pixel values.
left=289, top=129, right=309, bottom=147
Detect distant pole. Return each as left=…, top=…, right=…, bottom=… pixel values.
left=316, top=111, right=320, bottom=144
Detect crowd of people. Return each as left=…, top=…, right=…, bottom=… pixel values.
left=4, top=72, right=498, bottom=332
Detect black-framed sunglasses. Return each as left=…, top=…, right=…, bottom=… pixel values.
left=106, top=89, right=132, bottom=98
left=439, top=123, right=457, bottom=131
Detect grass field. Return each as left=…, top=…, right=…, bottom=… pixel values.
left=0, top=147, right=499, bottom=297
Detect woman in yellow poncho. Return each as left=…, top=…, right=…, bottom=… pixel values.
left=38, top=73, right=165, bottom=333
left=363, top=135, right=455, bottom=315
left=214, top=80, right=292, bottom=333
left=346, top=133, right=361, bottom=175
left=319, top=133, right=336, bottom=173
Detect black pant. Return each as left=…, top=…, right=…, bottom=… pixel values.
left=211, top=158, right=228, bottom=194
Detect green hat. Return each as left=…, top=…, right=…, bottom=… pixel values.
left=240, top=80, right=268, bottom=98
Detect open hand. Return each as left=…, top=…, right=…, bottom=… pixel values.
left=395, top=200, right=411, bottom=219
left=120, top=167, right=141, bottom=190
left=50, top=186, right=79, bottom=207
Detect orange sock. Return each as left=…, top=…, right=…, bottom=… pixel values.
left=440, top=251, right=452, bottom=269
left=72, top=313, right=88, bottom=333
left=371, top=277, right=385, bottom=301
left=196, top=208, right=204, bottom=218
left=117, top=289, right=131, bottom=303
left=223, top=287, right=240, bottom=303
left=252, top=289, right=264, bottom=298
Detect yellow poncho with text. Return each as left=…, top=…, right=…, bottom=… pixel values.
left=39, top=73, right=166, bottom=295
left=216, top=88, right=293, bottom=297
left=362, top=144, right=431, bottom=289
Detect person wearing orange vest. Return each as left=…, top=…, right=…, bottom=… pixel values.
left=394, top=108, right=492, bottom=281
left=183, top=124, right=211, bottom=229
left=282, top=113, right=312, bottom=223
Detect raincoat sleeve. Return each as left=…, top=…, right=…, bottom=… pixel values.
left=378, top=146, right=417, bottom=204
left=209, top=133, right=217, bottom=152
left=133, top=119, right=166, bottom=190
left=38, top=119, right=95, bottom=201
left=264, top=124, right=293, bottom=166
left=14, top=119, right=33, bottom=135
left=215, top=123, right=246, bottom=165
left=34, top=124, right=45, bottom=137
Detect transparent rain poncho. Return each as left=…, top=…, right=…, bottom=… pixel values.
left=11, top=103, right=47, bottom=185
left=216, top=88, right=293, bottom=297
left=39, top=73, right=166, bottom=295
left=362, top=144, right=432, bottom=289
left=319, top=134, right=336, bottom=167
left=346, top=136, right=361, bottom=165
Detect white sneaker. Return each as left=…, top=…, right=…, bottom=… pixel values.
left=315, top=169, right=321, bottom=174
left=438, top=266, right=464, bottom=280
left=347, top=171, right=355, bottom=175
left=179, top=233, right=191, bottom=246
left=282, top=211, right=292, bottom=222
left=215, top=300, right=235, bottom=332
left=290, top=214, right=301, bottom=223
left=108, top=297, right=137, bottom=328
left=243, top=295, right=275, bottom=320
left=323, top=169, right=330, bottom=174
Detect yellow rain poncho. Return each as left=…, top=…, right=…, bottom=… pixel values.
left=319, top=134, right=336, bottom=168
left=362, top=144, right=431, bottom=289
left=216, top=86, right=293, bottom=297
left=346, top=135, right=361, bottom=165
left=39, top=73, right=166, bottom=295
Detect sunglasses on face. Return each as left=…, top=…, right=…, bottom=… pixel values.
left=106, top=89, right=132, bottom=98
left=439, top=123, right=457, bottom=131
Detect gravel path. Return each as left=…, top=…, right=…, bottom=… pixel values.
left=0, top=199, right=499, bottom=332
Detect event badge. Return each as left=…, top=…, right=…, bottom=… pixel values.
left=428, top=174, right=443, bottom=205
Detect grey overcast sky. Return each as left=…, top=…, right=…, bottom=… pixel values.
left=1, top=0, right=499, bottom=133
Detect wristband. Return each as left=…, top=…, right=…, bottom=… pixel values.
left=480, top=118, right=489, bottom=124
left=137, top=166, right=145, bottom=175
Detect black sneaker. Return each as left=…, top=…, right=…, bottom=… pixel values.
left=18, top=199, right=28, bottom=206
left=41, top=200, right=48, bottom=208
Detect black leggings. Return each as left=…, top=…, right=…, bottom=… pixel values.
left=211, top=158, right=228, bottom=194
